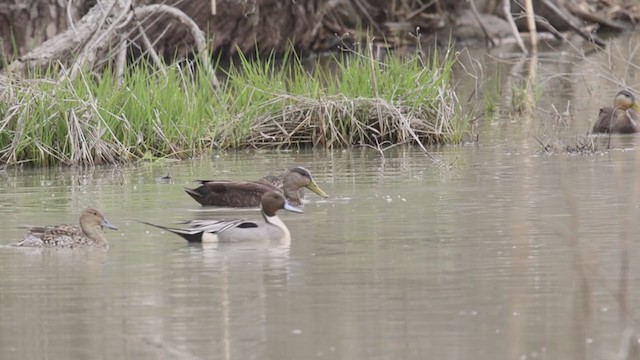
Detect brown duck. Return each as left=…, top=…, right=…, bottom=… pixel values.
left=185, top=166, right=328, bottom=207
left=592, top=90, right=640, bottom=134
left=12, top=207, right=117, bottom=248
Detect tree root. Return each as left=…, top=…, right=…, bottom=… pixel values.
left=6, top=0, right=218, bottom=88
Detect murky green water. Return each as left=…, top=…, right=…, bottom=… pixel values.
left=3, top=36, right=640, bottom=359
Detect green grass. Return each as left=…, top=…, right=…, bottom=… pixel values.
left=0, top=46, right=468, bottom=166
left=483, top=67, right=502, bottom=117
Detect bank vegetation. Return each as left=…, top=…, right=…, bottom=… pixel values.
left=0, top=47, right=464, bottom=166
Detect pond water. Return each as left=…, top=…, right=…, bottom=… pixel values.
left=2, top=35, right=640, bottom=359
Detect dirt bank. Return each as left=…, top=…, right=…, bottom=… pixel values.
left=1, top=0, right=639, bottom=74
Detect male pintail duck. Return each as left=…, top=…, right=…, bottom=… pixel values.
left=185, top=166, right=328, bottom=207
left=592, top=90, right=640, bottom=134
left=12, top=207, right=117, bottom=248
left=142, top=191, right=303, bottom=244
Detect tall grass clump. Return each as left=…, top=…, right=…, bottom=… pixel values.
left=221, top=47, right=465, bottom=149
left=0, top=45, right=466, bottom=166
left=483, top=68, right=502, bottom=117
left=0, top=64, right=218, bottom=166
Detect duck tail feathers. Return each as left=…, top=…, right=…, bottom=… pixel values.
left=137, top=220, right=204, bottom=243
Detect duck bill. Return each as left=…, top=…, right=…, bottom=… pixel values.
left=632, top=101, right=640, bottom=112
left=307, top=180, right=328, bottom=198
left=284, top=201, right=304, bottom=214
left=100, top=218, right=118, bottom=230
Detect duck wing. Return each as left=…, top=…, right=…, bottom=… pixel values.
left=140, top=219, right=259, bottom=243
left=185, top=181, right=279, bottom=207
left=13, top=224, right=83, bottom=247
left=593, top=106, right=614, bottom=133
left=17, top=224, right=81, bottom=239
left=256, top=175, right=284, bottom=190
left=180, top=219, right=257, bottom=232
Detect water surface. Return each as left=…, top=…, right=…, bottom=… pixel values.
left=2, top=36, right=640, bottom=359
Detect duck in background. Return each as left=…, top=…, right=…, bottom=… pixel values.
left=12, top=207, right=117, bottom=248
left=185, top=166, right=328, bottom=207
left=592, top=90, right=640, bottom=134
left=141, top=191, right=303, bottom=245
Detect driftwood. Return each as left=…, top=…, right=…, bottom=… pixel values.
left=536, top=0, right=606, bottom=47
left=1, top=0, right=638, bottom=76
left=569, top=4, right=628, bottom=31
left=524, top=0, right=537, bottom=51
left=468, top=0, right=496, bottom=48
left=502, top=0, right=528, bottom=54
left=5, top=0, right=217, bottom=87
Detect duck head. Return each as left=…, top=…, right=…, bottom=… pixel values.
left=614, top=90, right=640, bottom=111
left=287, top=167, right=328, bottom=198
left=79, top=207, right=118, bottom=234
left=261, top=191, right=304, bottom=217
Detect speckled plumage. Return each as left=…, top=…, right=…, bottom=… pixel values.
left=185, top=166, right=327, bottom=207
left=12, top=207, right=117, bottom=248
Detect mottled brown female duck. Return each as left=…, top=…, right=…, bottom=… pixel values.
left=185, top=166, right=328, bottom=208
left=12, top=207, right=117, bottom=248
left=592, top=90, right=640, bottom=134
left=142, top=191, right=303, bottom=245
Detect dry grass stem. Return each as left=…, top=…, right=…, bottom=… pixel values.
left=242, top=92, right=456, bottom=149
